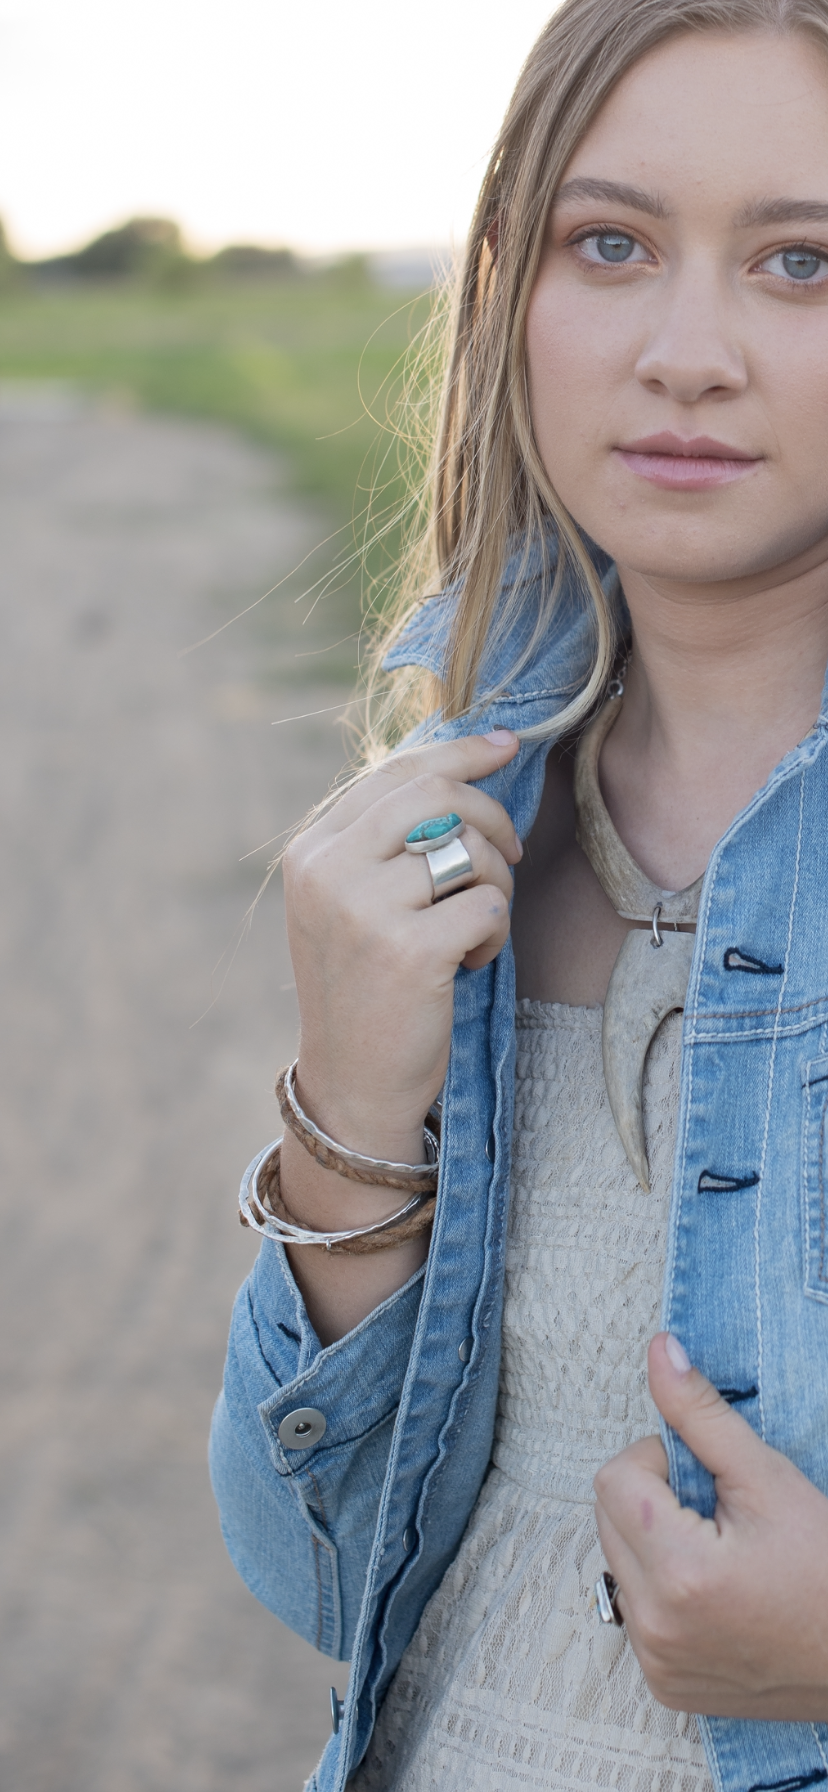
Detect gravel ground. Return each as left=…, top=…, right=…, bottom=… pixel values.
left=0, top=395, right=354, bottom=1792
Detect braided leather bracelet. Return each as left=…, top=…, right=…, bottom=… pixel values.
left=275, top=1061, right=440, bottom=1193
left=239, top=1140, right=436, bottom=1254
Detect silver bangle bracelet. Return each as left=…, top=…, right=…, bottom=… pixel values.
left=282, top=1059, right=439, bottom=1179
left=239, top=1140, right=431, bottom=1251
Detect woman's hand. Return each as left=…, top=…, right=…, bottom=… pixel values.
left=282, top=727, right=521, bottom=1166
left=594, top=1333, right=828, bottom=1719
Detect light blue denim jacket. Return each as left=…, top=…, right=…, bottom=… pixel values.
left=211, top=539, right=828, bottom=1792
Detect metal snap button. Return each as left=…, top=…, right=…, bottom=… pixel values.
left=330, top=1687, right=345, bottom=1734
left=402, top=1525, right=416, bottom=1552
left=458, top=1336, right=473, bottom=1364
left=278, top=1407, right=326, bottom=1449
left=485, top=1131, right=496, bottom=1163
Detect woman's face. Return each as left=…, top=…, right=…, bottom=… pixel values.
left=526, top=29, right=828, bottom=589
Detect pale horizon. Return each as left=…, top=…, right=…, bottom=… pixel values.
left=0, top=0, right=558, bottom=263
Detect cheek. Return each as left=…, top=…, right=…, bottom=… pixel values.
left=525, top=278, right=628, bottom=493
left=761, top=325, right=828, bottom=466
left=525, top=283, right=583, bottom=467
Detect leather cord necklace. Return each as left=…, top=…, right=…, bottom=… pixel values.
left=573, top=684, right=704, bottom=1192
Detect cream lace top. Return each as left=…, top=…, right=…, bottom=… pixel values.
left=348, top=1001, right=713, bottom=1792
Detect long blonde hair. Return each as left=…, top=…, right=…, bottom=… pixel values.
left=364, top=0, right=828, bottom=754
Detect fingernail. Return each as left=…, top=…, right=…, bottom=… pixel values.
left=484, top=729, right=517, bottom=746
left=514, top=834, right=523, bottom=860
left=665, top=1333, right=692, bottom=1375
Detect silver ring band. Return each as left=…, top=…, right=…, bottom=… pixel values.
left=426, top=836, right=474, bottom=901
left=595, top=1571, right=623, bottom=1627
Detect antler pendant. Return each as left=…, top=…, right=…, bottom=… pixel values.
left=602, top=927, right=695, bottom=1193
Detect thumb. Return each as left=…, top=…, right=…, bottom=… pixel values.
left=648, top=1332, right=763, bottom=1489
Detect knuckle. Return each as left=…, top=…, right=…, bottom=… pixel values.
left=634, top=1598, right=675, bottom=1667
left=281, top=834, right=305, bottom=882
left=412, top=771, right=455, bottom=808
left=668, top=1556, right=709, bottom=1610
left=486, top=886, right=510, bottom=918
left=384, top=743, right=440, bottom=783
left=467, top=884, right=510, bottom=933
left=593, top=1462, right=612, bottom=1502
left=695, top=1378, right=730, bottom=1419
left=286, top=837, right=358, bottom=933
left=641, top=1662, right=682, bottom=1709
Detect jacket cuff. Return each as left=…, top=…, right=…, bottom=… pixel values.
left=222, top=1237, right=426, bottom=1524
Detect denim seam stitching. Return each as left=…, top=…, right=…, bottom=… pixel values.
left=809, top=1727, right=828, bottom=1778
left=689, top=1013, right=828, bottom=1046
left=817, top=1075, right=824, bottom=1290
left=308, top=1467, right=329, bottom=1531
left=687, top=993, right=828, bottom=1024
left=755, top=768, right=804, bottom=1443
left=664, top=847, right=712, bottom=1493
left=802, top=1060, right=828, bottom=1300
left=310, top=1532, right=323, bottom=1651
left=696, top=1718, right=724, bottom=1792
left=803, top=1068, right=814, bottom=1295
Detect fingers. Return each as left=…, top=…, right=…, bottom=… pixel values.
left=594, top=1434, right=680, bottom=1562
left=647, top=1333, right=769, bottom=1492
left=594, top=1504, right=642, bottom=1620
left=313, top=731, right=522, bottom=847
left=385, top=823, right=515, bottom=910
left=413, top=877, right=512, bottom=968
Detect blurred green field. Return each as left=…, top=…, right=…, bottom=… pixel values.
left=0, top=263, right=437, bottom=630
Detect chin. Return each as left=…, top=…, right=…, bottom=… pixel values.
left=586, top=518, right=825, bottom=588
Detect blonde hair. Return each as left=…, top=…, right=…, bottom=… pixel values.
left=363, top=0, right=828, bottom=755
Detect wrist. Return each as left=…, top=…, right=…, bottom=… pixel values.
left=279, top=1131, right=426, bottom=1231
left=292, top=1062, right=433, bottom=1168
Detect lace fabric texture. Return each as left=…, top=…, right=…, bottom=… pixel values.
left=349, top=1001, right=713, bottom=1792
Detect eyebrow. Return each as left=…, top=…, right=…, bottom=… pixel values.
left=553, top=181, right=828, bottom=232
left=734, top=196, right=828, bottom=227
left=553, top=178, right=670, bottom=219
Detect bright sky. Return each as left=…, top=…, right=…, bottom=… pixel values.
left=0, top=0, right=559, bottom=260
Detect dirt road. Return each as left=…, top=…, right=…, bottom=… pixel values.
left=0, top=393, right=354, bottom=1791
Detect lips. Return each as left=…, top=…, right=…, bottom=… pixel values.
left=614, top=432, right=761, bottom=491
left=620, top=432, right=756, bottom=459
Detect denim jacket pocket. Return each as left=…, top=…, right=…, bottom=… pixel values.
left=801, top=1055, right=828, bottom=1302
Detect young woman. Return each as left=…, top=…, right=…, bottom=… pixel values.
left=210, top=3, right=828, bottom=1787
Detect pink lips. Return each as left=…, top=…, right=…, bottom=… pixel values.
left=615, top=432, right=761, bottom=491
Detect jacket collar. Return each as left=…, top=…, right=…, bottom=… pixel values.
left=382, top=532, right=619, bottom=707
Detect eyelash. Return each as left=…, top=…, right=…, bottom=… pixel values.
left=566, top=227, right=652, bottom=266
left=759, top=242, right=828, bottom=284
left=566, top=227, right=828, bottom=286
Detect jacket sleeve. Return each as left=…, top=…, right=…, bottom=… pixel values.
left=209, top=1228, right=426, bottom=1660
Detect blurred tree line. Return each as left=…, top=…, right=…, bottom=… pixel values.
left=0, top=214, right=310, bottom=287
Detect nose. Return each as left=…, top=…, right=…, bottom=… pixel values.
left=634, top=264, right=747, bottom=404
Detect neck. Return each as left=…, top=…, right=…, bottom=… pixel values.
left=601, top=557, right=828, bottom=891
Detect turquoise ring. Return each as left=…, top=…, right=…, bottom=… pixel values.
left=404, top=813, right=465, bottom=855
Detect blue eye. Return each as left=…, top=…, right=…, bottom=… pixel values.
left=573, top=229, right=650, bottom=268
left=594, top=232, right=636, bottom=262
left=781, top=248, right=823, bottom=280
left=763, top=246, right=828, bottom=282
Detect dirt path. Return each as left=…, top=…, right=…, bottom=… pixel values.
left=0, top=395, right=354, bottom=1792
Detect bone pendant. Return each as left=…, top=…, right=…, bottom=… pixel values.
left=602, top=928, right=695, bottom=1192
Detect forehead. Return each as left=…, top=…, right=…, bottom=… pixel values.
left=560, top=30, right=828, bottom=210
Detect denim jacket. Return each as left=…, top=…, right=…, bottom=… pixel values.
left=210, top=540, right=828, bottom=1792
